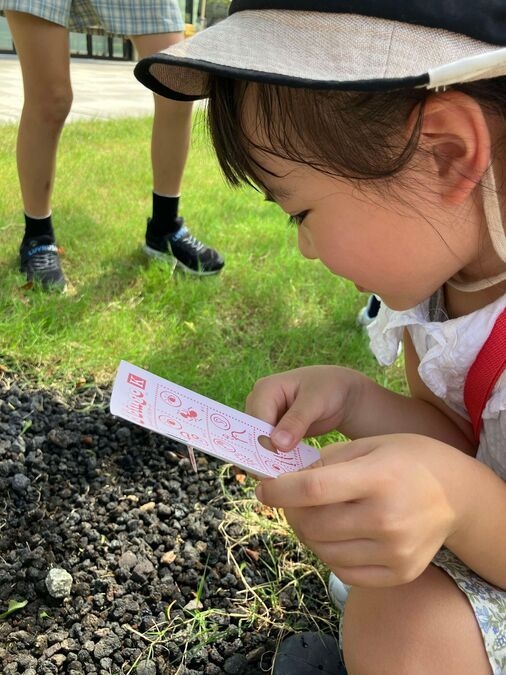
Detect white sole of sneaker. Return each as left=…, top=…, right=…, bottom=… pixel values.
left=143, top=244, right=223, bottom=277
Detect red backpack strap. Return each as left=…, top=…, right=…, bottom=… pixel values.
left=464, top=308, right=506, bottom=441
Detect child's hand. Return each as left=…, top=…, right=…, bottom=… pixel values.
left=256, top=433, right=474, bottom=587
left=246, top=366, right=365, bottom=450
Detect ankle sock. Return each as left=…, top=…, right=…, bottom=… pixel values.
left=23, top=214, right=54, bottom=242
left=148, top=193, right=182, bottom=238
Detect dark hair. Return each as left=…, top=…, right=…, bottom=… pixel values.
left=206, top=76, right=506, bottom=192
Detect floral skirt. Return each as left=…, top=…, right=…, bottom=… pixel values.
left=432, top=548, right=506, bottom=675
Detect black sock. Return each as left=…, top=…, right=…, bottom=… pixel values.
left=23, top=214, right=55, bottom=242
left=148, top=193, right=182, bottom=237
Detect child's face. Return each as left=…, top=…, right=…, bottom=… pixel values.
left=255, top=151, right=478, bottom=311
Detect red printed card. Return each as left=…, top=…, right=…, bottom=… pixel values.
left=110, top=361, right=320, bottom=478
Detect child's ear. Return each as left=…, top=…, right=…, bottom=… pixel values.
left=415, top=90, right=491, bottom=205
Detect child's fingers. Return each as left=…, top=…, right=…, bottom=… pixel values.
left=256, top=438, right=378, bottom=507
left=245, top=379, right=289, bottom=428
left=268, top=403, right=322, bottom=450
left=246, top=378, right=319, bottom=450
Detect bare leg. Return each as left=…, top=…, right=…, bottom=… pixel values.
left=6, top=11, right=72, bottom=217
left=130, top=32, right=192, bottom=195
left=341, top=564, right=492, bottom=675
left=6, top=11, right=69, bottom=289
left=130, top=32, right=224, bottom=275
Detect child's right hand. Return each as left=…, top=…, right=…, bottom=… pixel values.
left=246, top=365, right=366, bottom=450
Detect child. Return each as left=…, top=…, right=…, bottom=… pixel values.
left=135, top=3, right=506, bottom=674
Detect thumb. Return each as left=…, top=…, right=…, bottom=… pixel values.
left=270, top=405, right=323, bottom=451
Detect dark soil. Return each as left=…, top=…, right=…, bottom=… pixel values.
left=0, top=370, right=334, bottom=674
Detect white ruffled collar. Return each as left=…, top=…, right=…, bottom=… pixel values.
left=368, top=293, right=506, bottom=418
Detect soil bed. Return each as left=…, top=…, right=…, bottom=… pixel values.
left=0, top=371, right=334, bottom=674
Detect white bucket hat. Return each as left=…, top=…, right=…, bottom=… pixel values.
left=134, top=0, right=506, bottom=100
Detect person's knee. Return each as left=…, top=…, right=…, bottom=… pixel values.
left=28, top=84, right=73, bottom=127
left=340, top=566, right=491, bottom=675
left=341, top=585, right=409, bottom=674
left=153, top=94, right=192, bottom=120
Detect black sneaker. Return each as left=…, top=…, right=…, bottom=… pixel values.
left=272, top=632, right=347, bottom=674
left=19, top=235, right=67, bottom=291
left=144, top=217, right=224, bottom=276
left=356, top=294, right=381, bottom=327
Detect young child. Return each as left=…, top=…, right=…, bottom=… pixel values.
left=135, top=3, right=506, bottom=674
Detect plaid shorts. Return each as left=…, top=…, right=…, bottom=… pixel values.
left=0, top=0, right=184, bottom=36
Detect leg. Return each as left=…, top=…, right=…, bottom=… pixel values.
left=6, top=11, right=72, bottom=217
left=6, top=11, right=70, bottom=289
left=131, top=32, right=192, bottom=196
left=130, top=32, right=224, bottom=276
left=341, top=564, right=491, bottom=675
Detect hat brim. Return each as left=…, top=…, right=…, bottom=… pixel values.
left=134, top=10, right=506, bottom=100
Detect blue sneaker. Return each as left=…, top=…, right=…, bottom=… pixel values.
left=19, top=235, right=67, bottom=291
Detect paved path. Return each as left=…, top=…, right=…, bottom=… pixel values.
left=0, top=54, right=155, bottom=124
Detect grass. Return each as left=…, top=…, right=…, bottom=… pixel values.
left=0, top=111, right=404, bottom=408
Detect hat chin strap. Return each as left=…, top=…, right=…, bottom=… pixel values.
left=446, top=164, right=506, bottom=292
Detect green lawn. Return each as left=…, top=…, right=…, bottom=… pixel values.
left=0, top=113, right=404, bottom=409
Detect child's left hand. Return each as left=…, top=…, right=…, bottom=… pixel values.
left=256, top=433, right=475, bottom=587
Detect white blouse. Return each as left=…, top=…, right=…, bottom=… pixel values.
left=368, top=292, right=506, bottom=479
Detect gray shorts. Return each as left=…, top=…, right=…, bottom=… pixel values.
left=0, top=0, right=184, bottom=36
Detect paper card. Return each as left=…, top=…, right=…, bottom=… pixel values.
left=110, top=360, right=320, bottom=478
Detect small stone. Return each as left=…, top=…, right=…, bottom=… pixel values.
left=47, top=428, right=70, bottom=448
left=51, top=654, right=67, bottom=667
left=11, top=437, right=26, bottom=453
left=11, top=473, right=30, bottom=493
left=160, top=551, right=177, bottom=565
left=116, top=427, right=131, bottom=443
left=31, top=435, right=46, bottom=449
left=17, top=653, right=37, bottom=668
left=157, top=503, right=172, bottom=519
left=132, top=558, right=155, bottom=582
left=184, top=598, right=203, bottom=612
left=45, top=568, right=73, bottom=598
left=118, top=551, right=137, bottom=570
left=136, top=659, right=157, bottom=675
left=93, top=635, right=120, bottom=658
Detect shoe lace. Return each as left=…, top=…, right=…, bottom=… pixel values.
left=31, top=252, right=59, bottom=271
left=177, top=232, right=206, bottom=254
left=26, top=245, right=60, bottom=271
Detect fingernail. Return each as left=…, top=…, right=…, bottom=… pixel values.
left=272, top=430, right=293, bottom=449
left=255, top=483, right=263, bottom=501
